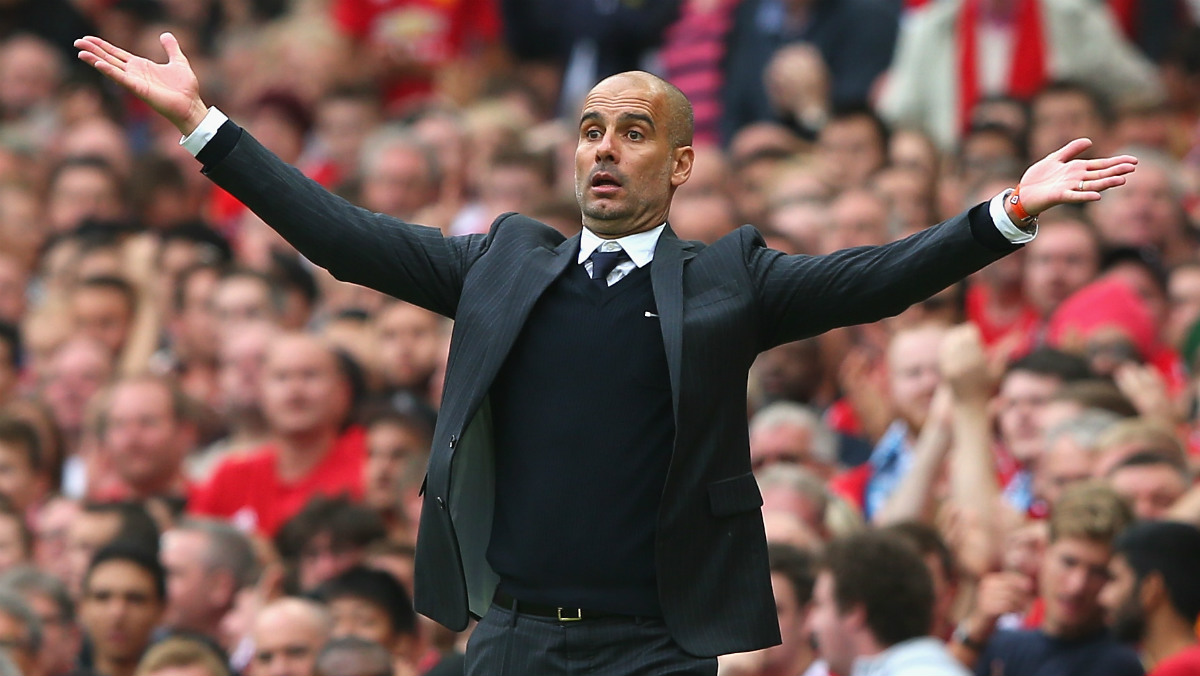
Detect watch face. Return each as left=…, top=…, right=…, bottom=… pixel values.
left=1010, top=194, right=1020, bottom=205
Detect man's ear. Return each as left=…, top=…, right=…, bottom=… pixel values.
left=1140, top=571, right=1166, bottom=611
left=671, top=146, right=694, bottom=188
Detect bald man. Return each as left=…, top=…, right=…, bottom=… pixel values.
left=250, top=598, right=332, bottom=676
left=79, top=32, right=1139, bottom=676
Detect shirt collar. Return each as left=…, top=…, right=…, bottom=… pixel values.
left=578, top=223, right=666, bottom=268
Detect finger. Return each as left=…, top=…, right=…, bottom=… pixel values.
left=1051, top=138, right=1093, bottom=162
left=1085, top=155, right=1138, bottom=170
left=160, top=32, right=188, bottom=64
left=79, top=43, right=128, bottom=73
left=77, top=35, right=134, bottom=64
left=78, top=52, right=132, bottom=86
left=1085, top=162, right=1139, bottom=180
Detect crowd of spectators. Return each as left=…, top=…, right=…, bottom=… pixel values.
left=1, top=0, right=1200, bottom=674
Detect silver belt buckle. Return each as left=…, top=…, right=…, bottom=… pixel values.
left=557, top=607, right=583, bottom=622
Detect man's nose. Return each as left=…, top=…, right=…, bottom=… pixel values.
left=595, top=130, right=617, bottom=161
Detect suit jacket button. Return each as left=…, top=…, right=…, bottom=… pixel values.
left=436, top=497, right=446, bottom=509
left=449, top=435, right=458, bottom=448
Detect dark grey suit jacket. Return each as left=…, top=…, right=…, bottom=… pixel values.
left=201, top=123, right=1021, bottom=657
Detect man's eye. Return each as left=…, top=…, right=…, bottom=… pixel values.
left=629, top=130, right=643, bottom=141
left=586, top=129, right=602, bottom=140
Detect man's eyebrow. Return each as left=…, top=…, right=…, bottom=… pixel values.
left=580, top=111, right=602, bottom=127
left=618, top=112, right=655, bottom=130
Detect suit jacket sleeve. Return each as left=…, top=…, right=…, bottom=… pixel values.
left=748, top=202, right=1020, bottom=349
left=197, top=121, right=485, bottom=318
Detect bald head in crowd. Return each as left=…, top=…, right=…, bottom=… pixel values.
left=251, top=598, right=332, bottom=676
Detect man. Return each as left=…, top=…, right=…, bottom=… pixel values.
left=69, top=276, right=137, bottom=360
left=1099, top=521, right=1200, bottom=675
left=312, top=566, right=424, bottom=675
left=77, top=32, right=1136, bottom=674
left=0, top=590, right=42, bottom=676
left=809, top=530, right=968, bottom=675
left=312, top=637, right=392, bottom=676
left=954, top=483, right=1142, bottom=675
left=250, top=598, right=332, bottom=676
left=78, top=543, right=166, bottom=676
left=1105, top=451, right=1190, bottom=520
left=134, top=637, right=230, bottom=676
left=1033, top=410, right=1122, bottom=509
left=189, top=333, right=364, bottom=536
left=64, top=502, right=160, bottom=598
left=748, top=402, right=838, bottom=478
left=160, top=519, right=258, bottom=641
left=275, top=496, right=387, bottom=593
left=96, top=374, right=197, bottom=501
left=0, top=567, right=83, bottom=676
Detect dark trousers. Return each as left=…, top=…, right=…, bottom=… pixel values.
left=465, top=604, right=718, bottom=676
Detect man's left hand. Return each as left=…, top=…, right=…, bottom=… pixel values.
left=1014, top=138, right=1137, bottom=216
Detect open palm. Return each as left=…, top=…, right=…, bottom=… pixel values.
left=1015, top=138, right=1138, bottom=216
left=75, top=33, right=208, bottom=135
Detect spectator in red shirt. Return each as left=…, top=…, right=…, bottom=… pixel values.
left=189, top=333, right=365, bottom=537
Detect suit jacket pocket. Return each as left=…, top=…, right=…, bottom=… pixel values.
left=708, top=472, right=764, bottom=517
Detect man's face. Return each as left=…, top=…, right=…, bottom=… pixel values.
left=24, top=590, right=80, bottom=676
left=817, top=116, right=885, bottom=190
left=1099, top=554, right=1145, bottom=643
left=887, top=327, right=945, bottom=432
left=174, top=267, right=220, bottom=362
left=995, top=372, right=1061, bottom=465
left=251, top=607, right=326, bottom=676
left=1039, top=537, right=1112, bottom=638
left=808, top=572, right=857, bottom=676
left=1091, top=164, right=1176, bottom=251
left=0, top=609, right=37, bottom=676
left=218, top=324, right=273, bottom=418
left=80, top=560, right=164, bottom=664
left=214, top=277, right=276, bottom=331
left=1030, top=91, right=1103, bottom=161
left=0, top=514, right=28, bottom=572
left=574, top=74, right=692, bottom=238
left=328, top=596, right=395, bottom=649
left=825, top=191, right=888, bottom=252
left=361, top=145, right=435, bottom=220
left=162, top=530, right=222, bottom=633
left=104, top=380, right=188, bottom=492
left=1108, top=463, right=1187, bottom=521
left=71, top=287, right=132, bottom=357
left=365, top=421, right=426, bottom=511
left=0, top=442, right=40, bottom=513
left=298, top=533, right=363, bottom=593
left=46, top=166, right=123, bottom=233
left=260, top=337, right=348, bottom=438
left=42, top=340, right=113, bottom=433
left=375, top=303, right=441, bottom=390
left=1023, top=223, right=1099, bottom=317
left=753, top=340, right=821, bottom=403
left=65, top=511, right=122, bottom=596
left=757, top=572, right=809, bottom=674
left=750, top=423, right=826, bottom=476
left=1034, top=438, right=1095, bottom=507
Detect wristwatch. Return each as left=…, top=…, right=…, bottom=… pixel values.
left=1003, top=187, right=1038, bottom=233
left=953, top=623, right=989, bottom=652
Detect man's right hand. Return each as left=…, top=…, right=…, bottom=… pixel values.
left=75, top=33, right=209, bottom=136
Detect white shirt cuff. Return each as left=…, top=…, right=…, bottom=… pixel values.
left=990, top=191, right=1036, bottom=243
left=179, top=107, right=229, bottom=157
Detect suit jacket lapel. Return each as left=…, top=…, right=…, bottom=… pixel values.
left=651, top=226, right=694, bottom=417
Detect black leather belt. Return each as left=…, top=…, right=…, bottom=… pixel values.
left=492, top=589, right=621, bottom=622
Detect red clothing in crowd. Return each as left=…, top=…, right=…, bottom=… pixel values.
left=331, top=0, right=499, bottom=111
left=1149, top=645, right=1200, bottom=676
left=189, top=425, right=367, bottom=536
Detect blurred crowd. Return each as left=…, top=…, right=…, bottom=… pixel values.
left=1, top=0, right=1200, bottom=674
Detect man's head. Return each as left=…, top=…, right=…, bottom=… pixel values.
left=70, top=276, right=137, bottom=358
left=816, top=105, right=889, bottom=191
left=213, top=269, right=283, bottom=333
left=0, top=566, right=82, bottom=676
left=887, top=323, right=948, bottom=432
left=1029, top=81, right=1111, bottom=161
left=134, top=636, right=230, bottom=676
left=994, top=348, right=1092, bottom=466
left=1040, top=482, right=1133, bottom=638
left=359, top=128, right=439, bottom=220
left=260, top=333, right=351, bottom=441
left=0, top=590, right=42, bottom=676
left=312, top=566, right=417, bottom=660
left=752, top=338, right=824, bottom=405
left=749, top=402, right=837, bottom=477
left=250, top=598, right=332, bottom=676
left=275, top=496, right=387, bottom=593
left=1104, top=451, right=1189, bottom=520
left=374, top=301, right=445, bottom=393
left=1088, top=150, right=1182, bottom=254
left=79, top=543, right=166, bottom=670
left=40, top=336, right=113, bottom=439
left=809, top=531, right=933, bottom=675
left=1034, top=409, right=1121, bottom=507
left=574, top=71, right=695, bottom=239
left=363, top=409, right=431, bottom=516
left=0, top=415, right=47, bottom=513
left=1100, top=521, right=1200, bottom=645
left=217, top=321, right=277, bottom=422
left=98, top=375, right=197, bottom=496
left=65, top=502, right=159, bottom=598
left=1022, top=215, right=1102, bottom=317
left=161, top=519, right=258, bottom=637
left=758, top=544, right=817, bottom=676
